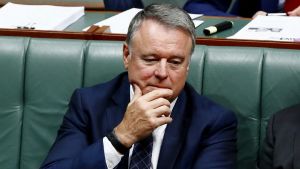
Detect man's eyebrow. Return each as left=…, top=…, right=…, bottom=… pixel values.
left=140, top=53, right=186, bottom=59
left=140, top=54, right=157, bottom=58
left=169, top=55, right=185, bottom=59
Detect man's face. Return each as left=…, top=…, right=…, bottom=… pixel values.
left=123, top=19, right=193, bottom=100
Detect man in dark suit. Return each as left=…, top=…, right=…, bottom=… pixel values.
left=103, top=0, right=143, bottom=11
left=183, top=0, right=291, bottom=17
left=41, top=4, right=237, bottom=169
left=103, top=0, right=186, bottom=11
left=183, top=0, right=260, bottom=17
left=260, top=104, right=300, bottom=169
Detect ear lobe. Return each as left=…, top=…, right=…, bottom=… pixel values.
left=123, top=43, right=130, bottom=69
left=186, top=65, right=190, bottom=76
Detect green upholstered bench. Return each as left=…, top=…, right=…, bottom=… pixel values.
left=1, top=36, right=300, bottom=169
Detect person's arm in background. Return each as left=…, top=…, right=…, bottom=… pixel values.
left=183, top=0, right=236, bottom=16
left=252, top=11, right=267, bottom=18
left=253, top=4, right=300, bottom=17
left=103, top=0, right=143, bottom=11
left=287, top=5, right=300, bottom=16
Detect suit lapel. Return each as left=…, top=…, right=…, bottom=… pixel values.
left=157, top=90, right=190, bottom=169
left=105, top=74, right=130, bottom=131
left=105, top=74, right=131, bottom=167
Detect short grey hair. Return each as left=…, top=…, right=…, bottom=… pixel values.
left=126, top=4, right=196, bottom=55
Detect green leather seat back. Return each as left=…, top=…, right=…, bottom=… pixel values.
left=202, top=46, right=263, bottom=169
left=260, top=48, right=300, bottom=160
left=0, top=37, right=29, bottom=169
left=20, top=39, right=86, bottom=169
left=187, top=45, right=205, bottom=94
left=84, top=41, right=125, bottom=87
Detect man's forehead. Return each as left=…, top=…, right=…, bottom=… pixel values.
left=128, top=19, right=193, bottom=56
left=139, top=19, right=175, bottom=32
left=132, top=19, right=189, bottom=41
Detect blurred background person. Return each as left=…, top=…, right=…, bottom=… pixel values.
left=183, top=0, right=260, bottom=17
left=254, top=0, right=300, bottom=17
left=103, top=0, right=144, bottom=11
left=260, top=103, right=300, bottom=169
left=183, top=0, right=300, bottom=17
left=103, top=0, right=185, bottom=11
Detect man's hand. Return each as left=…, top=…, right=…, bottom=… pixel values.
left=288, top=5, right=300, bottom=16
left=252, top=11, right=267, bottom=18
left=114, top=84, right=173, bottom=148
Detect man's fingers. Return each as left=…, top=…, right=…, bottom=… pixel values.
left=148, top=97, right=170, bottom=109
left=151, top=105, right=171, bottom=117
left=142, top=88, right=173, bottom=101
left=153, top=116, right=173, bottom=127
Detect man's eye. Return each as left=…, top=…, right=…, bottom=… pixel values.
left=143, top=58, right=157, bottom=63
left=169, top=60, right=182, bottom=65
left=144, top=59, right=155, bottom=62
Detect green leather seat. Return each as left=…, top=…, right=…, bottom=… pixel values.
left=1, top=36, right=300, bottom=169
left=20, top=39, right=86, bottom=169
left=0, top=37, right=29, bottom=169
left=203, top=46, right=264, bottom=168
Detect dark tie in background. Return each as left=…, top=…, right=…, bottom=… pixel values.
left=284, top=0, right=300, bottom=12
left=129, top=135, right=153, bottom=169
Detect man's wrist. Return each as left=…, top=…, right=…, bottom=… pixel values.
left=106, top=130, right=131, bottom=154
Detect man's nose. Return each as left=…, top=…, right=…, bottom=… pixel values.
left=154, top=60, right=168, bottom=79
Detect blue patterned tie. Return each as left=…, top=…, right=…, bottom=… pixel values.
left=129, top=135, right=153, bottom=169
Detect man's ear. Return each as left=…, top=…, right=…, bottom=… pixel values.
left=123, top=43, right=130, bottom=70
left=186, top=56, right=191, bottom=72
left=186, top=64, right=190, bottom=76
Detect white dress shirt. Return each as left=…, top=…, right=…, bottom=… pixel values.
left=103, top=85, right=177, bottom=169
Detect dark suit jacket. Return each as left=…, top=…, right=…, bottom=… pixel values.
left=103, top=0, right=143, bottom=11
left=183, top=0, right=279, bottom=17
left=41, top=72, right=237, bottom=169
left=260, top=104, right=300, bottom=169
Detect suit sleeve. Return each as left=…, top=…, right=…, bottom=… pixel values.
left=40, top=90, right=108, bottom=169
left=183, top=0, right=235, bottom=16
left=259, top=115, right=275, bottom=169
left=103, top=0, right=143, bottom=11
left=193, top=109, right=237, bottom=169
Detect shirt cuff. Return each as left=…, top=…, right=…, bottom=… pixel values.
left=103, top=136, right=124, bottom=169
